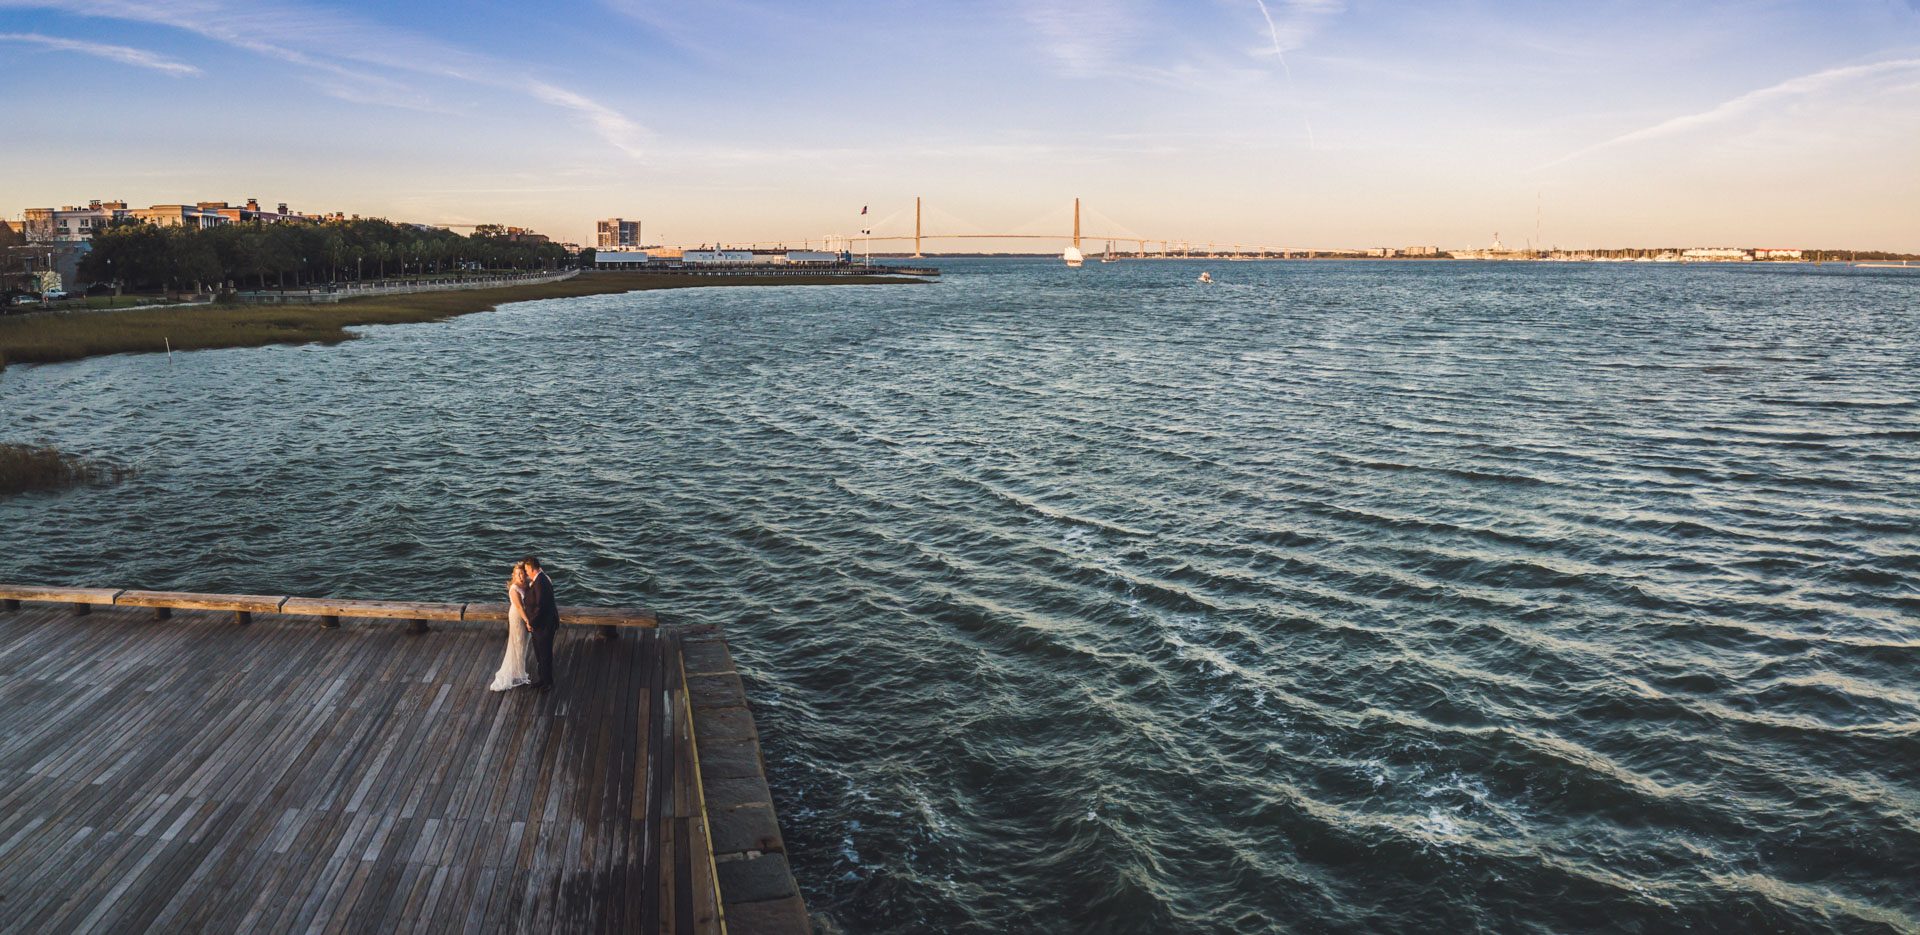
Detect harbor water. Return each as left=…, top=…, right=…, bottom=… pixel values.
left=3, top=260, right=1917, bottom=933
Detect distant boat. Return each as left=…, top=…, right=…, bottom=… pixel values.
left=1448, top=231, right=1534, bottom=261
left=1197, top=272, right=1213, bottom=283
left=1101, top=241, right=1118, bottom=263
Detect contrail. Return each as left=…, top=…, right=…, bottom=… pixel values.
left=1252, top=0, right=1318, bottom=148
left=1252, top=0, right=1294, bottom=81
left=1541, top=57, right=1920, bottom=169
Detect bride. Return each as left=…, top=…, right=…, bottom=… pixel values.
left=489, top=562, right=534, bottom=691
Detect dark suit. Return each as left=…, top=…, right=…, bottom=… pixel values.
left=528, top=571, right=560, bottom=688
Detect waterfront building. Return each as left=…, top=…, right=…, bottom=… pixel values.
left=126, top=204, right=231, bottom=230
left=592, top=248, right=844, bottom=270
left=684, top=249, right=756, bottom=264
left=1404, top=246, right=1441, bottom=256
left=22, top=201, right=128, bottom=242
left=3, top=242, right=90, bottom=291
left=1682, top=248, right=1753, bottom=261
left=597, top=218, right=640, bottom=248
left=1754, top=248, right=1803, bottom=260
left=593, top=250, right=654, bottom=269
left=19, top=197, right=325, bottom=242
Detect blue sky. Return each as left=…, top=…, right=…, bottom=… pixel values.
left=3, top=1, right=1918, bottom=250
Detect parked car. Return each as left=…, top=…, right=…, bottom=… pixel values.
left=43, top=290, right=68, bottom=300
left=10, top=294, right=39, bottom=305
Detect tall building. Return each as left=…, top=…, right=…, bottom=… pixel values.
left=597, top=218, right=640, bottom=248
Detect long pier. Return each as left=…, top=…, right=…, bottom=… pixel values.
left=0, top=585, right=806, bottom=934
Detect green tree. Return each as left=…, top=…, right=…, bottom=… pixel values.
left=165, top=227, right=221, bottom=292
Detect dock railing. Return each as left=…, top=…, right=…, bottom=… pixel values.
left=0, top=583, right=657, bottom=636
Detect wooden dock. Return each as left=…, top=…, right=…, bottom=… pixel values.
left=0, top=586, right=808, bottom=934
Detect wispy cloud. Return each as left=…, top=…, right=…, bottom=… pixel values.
left=0, top=0, right=650, bottom=157
left=0, top=31, right=199, bottom=74
left=1546, top=57, right=1920, bottom=168
left=1020, top=0, right=1149, bottom=77
left=527, top=82, right=648, bottom=158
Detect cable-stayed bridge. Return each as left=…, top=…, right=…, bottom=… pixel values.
left=650, top=198, right=1362, bottom=258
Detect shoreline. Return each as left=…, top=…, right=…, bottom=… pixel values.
left=0, top=270, right=926, bottom=371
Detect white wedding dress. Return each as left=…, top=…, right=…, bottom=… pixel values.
left=488, top=583, right=533, bottom=691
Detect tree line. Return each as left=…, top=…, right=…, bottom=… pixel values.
left=77, top=218, right=578, bottom=292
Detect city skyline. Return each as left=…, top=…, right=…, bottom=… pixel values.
left=3, top=1, right=1919, bottom=251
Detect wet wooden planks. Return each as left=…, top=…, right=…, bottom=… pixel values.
left=0, top=602, right=720, bottom=934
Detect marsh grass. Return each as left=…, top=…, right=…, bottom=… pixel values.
left=0, top=443, right=131, bottom=495
left=0, top=271, right=922, bottom=370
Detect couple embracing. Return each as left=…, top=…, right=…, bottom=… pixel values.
left=489, top=556, right=559, bottom=694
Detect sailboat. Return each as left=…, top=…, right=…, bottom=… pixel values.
left=1100, top=240, right=1118, bottom=263
left=1063, top=197, right=1084, bottom=267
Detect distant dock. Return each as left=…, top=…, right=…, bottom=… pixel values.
left=0, top=585, right=807, bottom=934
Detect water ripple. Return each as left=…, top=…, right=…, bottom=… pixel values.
left=3, top=260, right=1918, bottom=934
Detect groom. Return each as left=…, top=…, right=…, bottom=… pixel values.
left=523, top=556, right=560, bottom=693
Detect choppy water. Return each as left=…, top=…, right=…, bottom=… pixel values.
left=5, top=260, right=1919, bottom=933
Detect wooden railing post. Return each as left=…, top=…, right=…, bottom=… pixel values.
left=410, top=618, right=429, bottom=634
left=235, top=611, right=253, bottom=626
left=3, top=598, right=19, bottom=612
left=72, top=602, right=90, bottom=616
left=153, top=607, right=172, bottom=621
left=321, top=615, right=340, bottom=629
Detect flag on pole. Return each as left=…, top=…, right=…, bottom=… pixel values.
left=860, top=205, right=868, bottom=215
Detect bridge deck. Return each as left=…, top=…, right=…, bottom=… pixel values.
left=0, top=602, right=719, bottom=934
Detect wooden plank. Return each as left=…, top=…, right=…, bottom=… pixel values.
left=463, top=602, right=657, bottom=628
left=672, top=645, right=698, bottom=935
left=625, top=629, right=657, bottom=927
left=113, top=591, right=287, bottom=614
left=641, top=633, right=671, bottom=935
left=0, top=584, right=123, bottom=604
left=281, top=597, right=466, bottom=621
left=0, top=603, right=691, bottom=933
left=559, top=605, right=658, bottom=627
left=677, top=644, right=726, bottom=935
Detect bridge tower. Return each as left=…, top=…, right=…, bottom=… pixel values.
left=914, top=197, right=922, bottom=258
left=1073, top=197, right=1081, bottom=252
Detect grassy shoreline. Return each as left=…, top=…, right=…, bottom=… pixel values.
left=0, top=271, right=924, bottom=370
